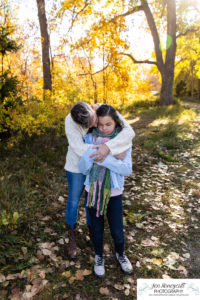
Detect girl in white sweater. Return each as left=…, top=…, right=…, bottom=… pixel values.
left=64, top=102, right=135, bottom=259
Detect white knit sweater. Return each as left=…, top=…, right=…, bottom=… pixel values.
left=64, top=112, right=135, bottom=173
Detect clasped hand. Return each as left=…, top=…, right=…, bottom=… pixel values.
left=90, top=145, right=126, bottom=162
left=90, top=144, right=110, bottom=162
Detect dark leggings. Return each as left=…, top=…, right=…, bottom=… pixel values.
left=86, top=192, right=124, bottom=256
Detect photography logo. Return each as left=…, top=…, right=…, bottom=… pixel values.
left=137, top=279, right=200, bottom=300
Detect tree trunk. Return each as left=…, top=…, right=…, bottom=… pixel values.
left=160, top=0, right=176, bottom=105
left=160, top=71, right=174, bottom=105
left=94, top=82, right=98, bottom=104
left=190, top=61, right=194, bottom=99
left=142, top=0, right=176, bottom=106
left=198, top=79, right=200, bottom=101
left=36, top=0, right=52, bottom=91
left=2, top=55, right=4, bottom=75
left=160, top=49, right=176, bottom=105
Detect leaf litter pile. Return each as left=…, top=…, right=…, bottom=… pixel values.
left=0, top=103, right=200, bottom=299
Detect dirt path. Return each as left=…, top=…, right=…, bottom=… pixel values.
left=183, top=101, right=200, bottom=109
left=0, top=101, right=200, bottom=300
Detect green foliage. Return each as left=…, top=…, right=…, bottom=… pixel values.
left=10, top=97, right=69, bottom=137
left=0, top=25, right=20, bottom=58
left=130, top=103, right=198, bottom=160
left=117, top=96, right=159, bottom=116
left=0, top=210, right=19, bottom=231
left=0, top=72, right=19, bottom=101
left=126, top=212, right=145, bottom=224
left=175, top=80, right=187, bottom=96
left=0, top=101, right=200, bottom=297
left=0, top=73, right=22, bottom=135
left=0, top=23, right=22, bottom=136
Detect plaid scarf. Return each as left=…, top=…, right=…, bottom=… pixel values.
left=86, top=127, right=118, bottom=217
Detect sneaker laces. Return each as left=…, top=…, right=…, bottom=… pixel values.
left=119, top=254, right=128, bottom=264
left=96, top=256, right=104, bottom=266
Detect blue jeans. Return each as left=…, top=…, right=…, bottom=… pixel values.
left=86, top=192, right=124, bottom=256
left=66, top=171, right=91, bottom=229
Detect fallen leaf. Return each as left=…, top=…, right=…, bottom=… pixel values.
left=21, top=247, right=27, bottom=255
left=182, top=253, right=190, bottom=259
left=99, top=287, right=110, bottom=295
left=177, top=265, right=188, bottom=276
left=69, top=276, right=76, bottom=284
left=151, top=248, right=164, bottom=256
left=114, top=284, right=124, bottom=290
left=22, top=285, right=41, bottom=300
left=75, top=294, right=81, bottom=300
left=62, top=293, right=69, bottom=299
left=53, top=246, right=59, bottom=251
left=136, top=223, right=144, bottom=229
left=1, top=281, right=9, bottom=287
left=42, top=249, right=51, bottom=256
left=124, top=289, right=130, bottom=296
left=31, top=278, right=43, bottom=285
left=162, top=274, right=172, bottom=279
left=41, top=216, right=51, bottom=221
left=104, top=243, right=110, bottom=252
left=58, top=196, right=65, bottom=203
left=39, top=242, right=52, bottom=249
left=124, top=284, right=131, bottom=289
left=163, top=252, right=179, bottom=269
left=0, top=274, right=6, bottom=283
left=158, top=162, right=168, bottom=170
left=44, top=227, right=53, bottom=233
left=39, top=270, right=46, bottom=279
left=127, top=277, right=134, bottom=284
left=49, top=253, right=58, bottom=262
left=62, top=271, right=71, bottom=278
left=41, top=279, right=48, bottom=286
left=142, top=238, right=156, bottom=247
left=6, top=273, right=20, bottom=280
left=152, top=258, right=163, bottom=266
left=37, top=254, right=44, bottom=262
left=136, top=261, right=141, bottom=268
left=25, top=285, right=32, bottom=292
left=82, top=269, right=92, bottom=276
left=9, top=290, right=21, bottom=300
left=75, top=270, right=84, bottom=280
left=58, top=238, right=65, bottom=245
left=75, top=262, right=81, bottom=269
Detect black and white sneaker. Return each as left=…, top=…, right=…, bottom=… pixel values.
left=94, top=255, right=105, bottom=278
left=116, top=252, right=133, bottom=274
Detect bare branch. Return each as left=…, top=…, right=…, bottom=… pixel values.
left=160, top=0, right=167, bottom=18
left=78, top=64, right=109, bottom=76
left=176, top=27, right=200, bottom=38
left=109, top=5, right=143, bottom=23
left=175, top=58, right=186, bottom=66
left=68, top=1, right=90, bottom=32
left=141, top=0, right=164, bottom=72
left=119, top=52, right=157, bottom=65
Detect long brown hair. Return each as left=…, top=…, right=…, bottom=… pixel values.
left=96, top=104, right=123, bottom=132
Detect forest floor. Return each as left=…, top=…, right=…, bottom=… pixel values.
left=0, top=100, right=200, bottom=300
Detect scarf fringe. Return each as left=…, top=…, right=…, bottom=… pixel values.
left=87, top=128, right=118, bottom=217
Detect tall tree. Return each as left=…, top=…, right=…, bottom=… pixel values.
left=109, top=0, right=176, bottom=105
left=36, top=0, right=52, bottom=91
left=175, top=30, right=200, bottom=98
left=0, top=1, right=20, bottom=75
left=59, top=0, right=199, bottom=106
